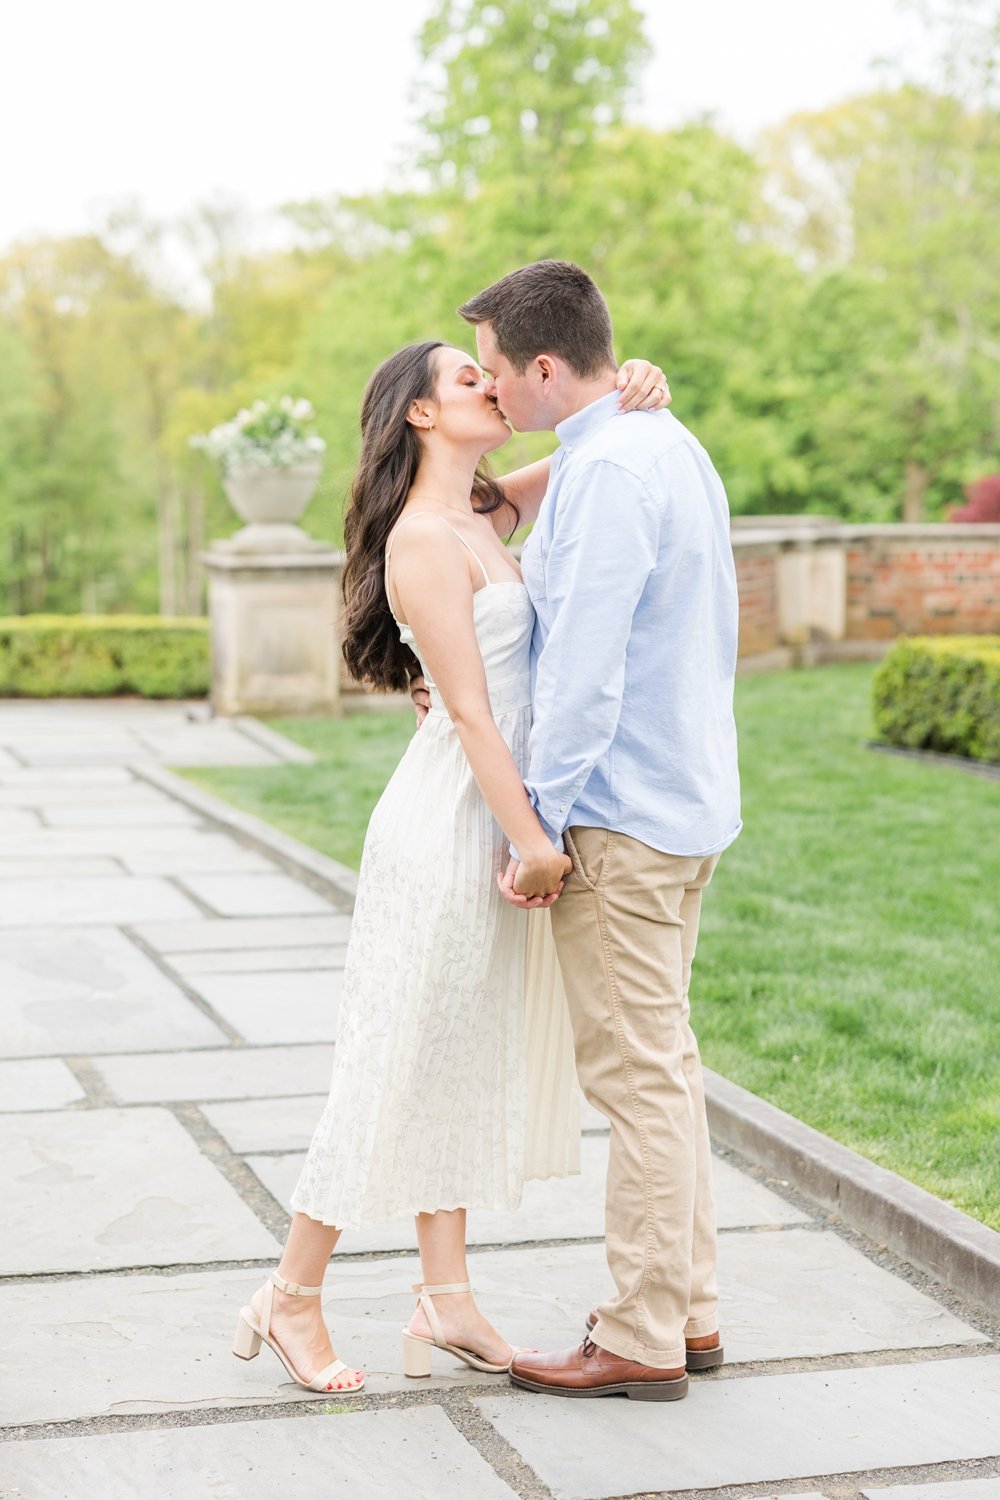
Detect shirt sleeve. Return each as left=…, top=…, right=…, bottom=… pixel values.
left=524, top=457, right=661, bottom=849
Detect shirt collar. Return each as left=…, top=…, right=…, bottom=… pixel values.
left=554, top=390, right=621, bottom=453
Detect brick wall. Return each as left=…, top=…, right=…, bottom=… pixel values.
left=843, top=530, right=1000, bottom=641
left=733, top=543, right=781, bottom=657
left=730, top=522, right=1000, bottom=662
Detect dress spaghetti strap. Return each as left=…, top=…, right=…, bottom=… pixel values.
left=384, top=512, right=492, bottom=622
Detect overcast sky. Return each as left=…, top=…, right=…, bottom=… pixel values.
left=4, top=0, right=929, bottom=252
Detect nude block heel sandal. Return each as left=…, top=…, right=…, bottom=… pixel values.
left=401, top=1280, right=512, bottom=1377
left=232, top=1317, right=263, bottom=1360
left=402, top=1327, right=434, bottom=1378
left=233, top=1270, right=365, bottom=1394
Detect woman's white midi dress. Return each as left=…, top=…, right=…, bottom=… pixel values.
left=290, top=525, right=580, bottom=1230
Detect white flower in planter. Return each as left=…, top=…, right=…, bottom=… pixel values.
left=190, top=396, right=327, bottom=473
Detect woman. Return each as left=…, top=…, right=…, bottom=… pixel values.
left=232, top=341, right=668, bottom=1394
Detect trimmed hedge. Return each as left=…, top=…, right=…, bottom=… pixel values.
left=872, top=635, right=1000, bottom=765
left=0, top=616, right=210, bottom=699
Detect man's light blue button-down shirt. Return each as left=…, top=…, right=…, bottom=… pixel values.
left=520, top=392, right=742, bottom=859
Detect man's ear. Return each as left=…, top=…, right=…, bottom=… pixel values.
left=535, top=354, right=558, bottom=387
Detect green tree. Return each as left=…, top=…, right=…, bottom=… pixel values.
left=0, top=236, right=140, bottom=612
left=903, top=0, right=1000, bottom=106
left=417, top=0, right=649, bottom=198
left=764, top=85, right=1000, bottom=517
left=0, top=321, right=48, bottom=613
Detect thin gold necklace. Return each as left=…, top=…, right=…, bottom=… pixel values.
left=406, top=493, right=476, bottom=516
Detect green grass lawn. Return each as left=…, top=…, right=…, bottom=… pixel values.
left=182, top=664, right=1000, bottom=1229
left=187, top=710, right=415, bottom=870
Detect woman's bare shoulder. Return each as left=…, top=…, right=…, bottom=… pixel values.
left=388, top=513, right=475, bottom=598
left=389, top=510, right=467, bottom=555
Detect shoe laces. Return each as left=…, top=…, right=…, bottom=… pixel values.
left=582, top=1337, right=597, bottom=1359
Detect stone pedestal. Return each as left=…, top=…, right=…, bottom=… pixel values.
left=203, top=539, right=345, bottom=717
left=774, top=531, right=847, bottom=650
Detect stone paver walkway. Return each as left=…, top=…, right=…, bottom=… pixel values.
left=1, top=700, right=998, bottom=1500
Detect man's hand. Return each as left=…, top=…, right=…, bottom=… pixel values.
left=497, top=853, right=570, bottom=908
left=409, top=673, right=431, bottom=726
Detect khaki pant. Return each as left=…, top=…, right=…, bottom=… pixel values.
left=550, top=826, right=721, bottom=1370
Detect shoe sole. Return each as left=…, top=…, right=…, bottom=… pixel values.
left=684, top=1345, right=725, bottom=1371
left=584, top=1320, right=724, bottom=1372
left=401, top=1327, right=510, bottom=1377
left=510, top=1370, right=688, bottom=1401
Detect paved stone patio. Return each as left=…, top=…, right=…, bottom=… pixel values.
left=0, top=700, right=997, bottom=1500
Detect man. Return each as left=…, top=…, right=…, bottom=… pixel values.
left=458, top=260, right=742, bottom=1401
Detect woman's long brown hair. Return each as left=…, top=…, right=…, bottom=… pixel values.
left=342, top=340, right=517, bottom=692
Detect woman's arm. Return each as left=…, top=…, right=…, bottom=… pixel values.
left=492, top=457, right=551, bottom=534
left=488, top=359, right=671, bottom=536
left=390, top=516, right=571, bottom=900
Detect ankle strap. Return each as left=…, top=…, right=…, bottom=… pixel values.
left=411, top=1281, right=472, bottom=1296
left=412, top=1281, right=472, bottom=1351
left=272, top=1271, right=323, bottom=1296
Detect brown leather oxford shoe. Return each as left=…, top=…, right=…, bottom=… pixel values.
left=509, top=1338, right=688, bottom=1401
left=585, top=1309, right=724, bottom=1371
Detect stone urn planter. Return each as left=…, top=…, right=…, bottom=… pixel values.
left=196, top=397, right=343, bottom=715
left=220, top=461, right=325, bottom=553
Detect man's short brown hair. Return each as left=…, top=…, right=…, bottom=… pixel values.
left=458, top=260, right=616, bottom=378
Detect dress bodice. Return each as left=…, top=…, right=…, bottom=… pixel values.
left=399, top=582, right=534, bottom=722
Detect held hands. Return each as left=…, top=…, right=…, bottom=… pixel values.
left=497, top=849, right=573, bottom=909
left=616, top=359, right=671, bottom=413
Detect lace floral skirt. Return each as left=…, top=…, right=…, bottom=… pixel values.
left=290, top=704, right=579, bottom=1230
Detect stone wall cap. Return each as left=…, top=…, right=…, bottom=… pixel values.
left=202, top=547, right=345, bottom=572
left=731, top=514, right=837, bottom=529
left=836, top=523, right=1000, bottom=540
left=730, top=530, right=795, bottom=549
left=731, top=529, right=845, bottom=549
left=732, top=521, right=1000, bottom=545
